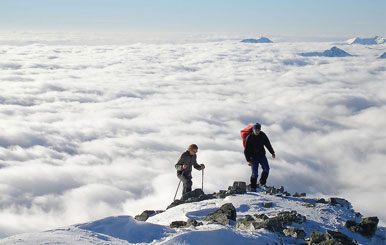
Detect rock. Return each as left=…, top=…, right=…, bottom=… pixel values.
left=186, top=219, right=203, bottom=227
left=277, top=211, right=306, bottom=225
left=357, top=216, right=379, bottom=237
left=328, top=197, right=352, bottom=209
left=300, top=193, right=306, bottom=197
left=293, top=192, right=301, bottom=197
left=170, top=219, right=203, bottom=228
left=181, top=189, right=205, bottom=202
left=316, top=198, right=326, bottom=204
left=170, top=221, right=187, bottom=228
left=232, top=181, right=247, bottom=194
left=310, top=231, right=326, bottom=243
left=167, top=199, right=183, bottom=209
left=266, top=186, right=277, bottom=195
left=134, top=210, right=163, bottom=221
left=345, top=220, right=358, bottom=232
left=283, top=191, right=291, bottom=197
left=346, top=217, right=379, bottom=237
left=277, top=186, right=285, bottom=193
left=236, top=215, right=282, bottom=233
left=325, top=230, right=357, bottom=245
left=283, top=227, right=306, bottom=239
left=302, top=203, right=316, bottom=208
left=262, top=202, right=273, bottom=208
left=205, top=203, right=236, bottom=225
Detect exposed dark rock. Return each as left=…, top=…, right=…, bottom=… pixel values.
left=325, top=230, right=357, bottom=245
left=170, top=219, right=203, bottom=229
left=181, top=189, right=205, bottom=202
left=167, top=199, right=184, bottom=209
left=262, top=202, right=273, bottom=208
left=205, top=203, right=236, bottom=225
left=283, top=191, right=291, bottom=197
left=310, top=231, right=326, bottom=243
left=232, top=181, right=247, bottom=194
left=293, top=192, right=301, bottom=197
left=167, top=188, right=215, bottom=209
left=266, top=186, right=277, bottom=195
left=277, top=186, right=285, bottom=193
left=186, top=219, right=203, bottom=227
left=283, top=227, right=306, bottom=239
left=134, top=210, right=164, bottom=221
left=357, top=217, right=379, bottom=237
left=316, top=198, right=327, bottom=204
left=277, top=211, right=306, bottom=225
left=345, top=217, right=379, bottom=237
left=236, top=214, right=282, bottom=233
left=170, top=221, right=187, bottom=228
left=328, top=198, right=352, bottom=209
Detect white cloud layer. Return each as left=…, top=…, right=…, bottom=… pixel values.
left=0, top=37, right=385, bottom=238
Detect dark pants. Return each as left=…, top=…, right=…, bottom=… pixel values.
left=178, top=174, right=192, bottom=195
left=250, top=156, right=270, bottom=187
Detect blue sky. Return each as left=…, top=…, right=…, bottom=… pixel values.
left=1, top=0, right=385, bottom=37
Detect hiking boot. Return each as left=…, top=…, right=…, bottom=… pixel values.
left=259, top=172, right=268, bottom=186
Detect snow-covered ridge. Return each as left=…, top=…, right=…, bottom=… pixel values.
left=241, top=37, right=273, bottom=43
left=1, top=182, right=384, bottom=245
left=347, top=36, right=385, bottom=45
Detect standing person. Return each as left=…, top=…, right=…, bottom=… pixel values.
left=244, top=123, right=275, bottom=191
left=175, top=144, right=205, bottom=195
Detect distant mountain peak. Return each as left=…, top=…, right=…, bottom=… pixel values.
left=346, top=36, right=385, bottom=45
left=241, top=37, right=273, bottom=43
left=300, top=46, right=352, bottom=57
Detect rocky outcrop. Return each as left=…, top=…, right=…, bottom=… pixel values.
left=170, top=219, right=203, bottom=228
left=167, top=188, right=215, bottom=209
left=309, top=231, right=326, bottom=244
left=283, top=227, right=306, bottom=239
left=325, top=230, right=357, bottom=245
left=134, top=210, right=164, bottom=222
left=236, top=215, right=283, bottom=233
left=277, top=210, right=306, bottom=225
left=204, top=203, right=236, bottom=225
left=328, top=197, right=352, bottom=209
left=345, top=216, right=379, bottom=237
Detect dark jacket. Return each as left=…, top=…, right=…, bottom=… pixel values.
left=244, top=131, right=275, bottom=162
left=175, top=151, right=202, bottom=178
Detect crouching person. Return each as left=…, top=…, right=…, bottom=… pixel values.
left=175, top=144, right=205, bottom=195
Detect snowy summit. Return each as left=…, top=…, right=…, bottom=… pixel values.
left=1, top=182, right=384, bottom=245
left=241, top=37, right=273, bottom=43
left=346, top=36, right=385, bottom=45
left=300, top=46, right=352, bottom=57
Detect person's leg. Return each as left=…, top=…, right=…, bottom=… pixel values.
left=250, top=160, right=259, bottom=189
left=259, top=156, right=270, bottom=185
left=181, top=176, right=192, bottom=195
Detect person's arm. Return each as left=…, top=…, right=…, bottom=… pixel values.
left=263, top=133, right=275, bottom=158
left=244, top=134, right=252, bottom=162
left=192, top=155, right=203, bottom=170
left=175, top=153, right=187, bottom=171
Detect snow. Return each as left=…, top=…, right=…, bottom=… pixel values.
left=1, top=188, right=385, bottom=244
left=347, top=36, right=385, bottom=45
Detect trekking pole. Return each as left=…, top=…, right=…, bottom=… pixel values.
left=201, top=168, right=204, bottom=192
left=173, top=179, right=182, bottom=201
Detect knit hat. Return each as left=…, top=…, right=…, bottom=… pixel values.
left=253, top=123, right=261, bottom=131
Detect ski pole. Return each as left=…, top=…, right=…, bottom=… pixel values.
left=173, top=178, right=182, bottom=201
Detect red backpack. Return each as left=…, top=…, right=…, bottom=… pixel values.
left=240, top=125, right=254, bottom=148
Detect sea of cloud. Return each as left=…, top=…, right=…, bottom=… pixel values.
left=0, top=36, right=385, bottom=238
